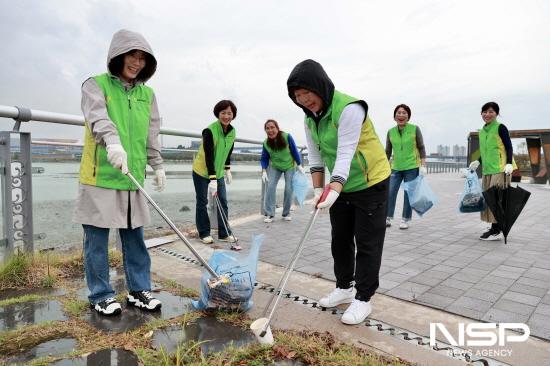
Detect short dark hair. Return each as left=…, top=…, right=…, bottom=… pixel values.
left=481, top=102, right=499, bottom=115
left=394, top=104, right=411, bottom=119
left=108, top=49, right=157, bottom=82
left=213, top=100, right=237, bottom=119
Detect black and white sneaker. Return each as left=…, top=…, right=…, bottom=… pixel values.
left=479, top=228, right=503, bottom=241
left=90, top=297, right=122, bottom=316
left=127, top=291, right=162, bottom=311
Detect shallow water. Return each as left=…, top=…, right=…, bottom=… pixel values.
left=52, top=349, right=139, bottom=366
left=152, top=316, right=257, bottom=355
left=0, top=299, right=67, bottom=331
left=7, top=338, right=77, bottom=365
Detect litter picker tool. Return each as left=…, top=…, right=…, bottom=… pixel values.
left=213, top=193, right=242, bottom=251
left=250, top=186, right=331, bottom=344
left=125, top=172, right=229, bottom=288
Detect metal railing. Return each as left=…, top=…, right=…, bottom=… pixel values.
left=0, top=105, right=308, bottom=258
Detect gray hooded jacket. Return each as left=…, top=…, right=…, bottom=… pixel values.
left=73, top=30, right=163, bottom=229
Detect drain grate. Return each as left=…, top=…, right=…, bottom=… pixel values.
left=156, top=247, right=511, bottom=366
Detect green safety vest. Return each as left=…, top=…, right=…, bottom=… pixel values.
left=305, top=90, right=390, bottom=192
left=79, top=73, right=152, bottom=190
left=193, top=121, right=236, bottom=179
left=479, top=120, right=516, bottom=175
left=263, top=132, right=295, bottom=171
left=388, top=123, right=420, bottom=171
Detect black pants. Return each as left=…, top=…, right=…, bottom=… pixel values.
left=329, top=178, right=389, bottom=302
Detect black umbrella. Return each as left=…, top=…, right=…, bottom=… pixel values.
left=482, top=184, right=531, bottom=244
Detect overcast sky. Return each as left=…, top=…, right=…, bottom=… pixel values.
left=1, top=0, right=549, bottom=153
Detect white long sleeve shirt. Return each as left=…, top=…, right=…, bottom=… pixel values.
left=305, top=103, right=365, bottom=186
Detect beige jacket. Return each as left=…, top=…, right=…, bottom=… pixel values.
left=72, top=30, right=163, bottom=229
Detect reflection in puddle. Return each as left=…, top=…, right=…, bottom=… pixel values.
left=52, top=348, right=139, bottom=366
left=7, top=338, right=77, bottom=364
left=0, top=287, right=67, bottom=301
left=0, top=299, right=67, bottom=331
left=83, top=290, right=192, bottom=333
left=152, top=317, right=256, bottom=355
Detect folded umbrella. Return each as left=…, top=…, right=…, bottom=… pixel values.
left=482, top=184, right=531, bottom=244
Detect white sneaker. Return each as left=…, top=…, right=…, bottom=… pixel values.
left=318, top=287, right=356, bottom=308
left=399, top=219, right=409, bottom=230
left=386, top=218, right=392, bottom=227
left=264, top=216, right=274, bottom=223
left=283, top=216, right=292, bottom=221
left=200, top=236, right=214, bottom=244
left=219, top=235, right=237, bottom=243
left=341, top=299, right=372, bottom=325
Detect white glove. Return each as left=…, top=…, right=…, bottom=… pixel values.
left=297, top=165, right=305, bottom=174
left=106, top=144, right=128, bottom=174
left=469, top=160, right=480, bottom=171
left=504, top=164, right=514, bottom=175
left=152, top=169, right=166, bottom=192
left=419, top=166, right=427, bottom=176
left=261, top=170, right=269, bottom=183
left=208, top=179, right=218, bottom=196
left=225, top=169, right=232, bottom=185
left=317, top=189, right=339, bottom=210
left=313, top=187, right=324, bottom=203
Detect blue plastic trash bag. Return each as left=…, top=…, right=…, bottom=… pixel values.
left=192, top=235, right=263, bottom=312
left=292, top=168, right=310, bottom=206
left=459, top=171, right=485, bottom=213
left=403, top=175, right=437, bottom=216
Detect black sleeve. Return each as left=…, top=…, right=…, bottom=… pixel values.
left=202, top=129, right=216, bottom=178
left=415, top=126, right=427, bottom=159
left=498, top=124, right=513, bottom=164
left=224, top=143, right=234, bottom=169
left=385, top=130, right=392, bottom=160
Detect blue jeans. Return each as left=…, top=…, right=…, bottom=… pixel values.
left=264, top=167, right=295, bottom=217
left=387, top=168, right=419, bottom=221
left=192, top=172, right=231, bottom=239
left=83, top=224, right=151, bottom=304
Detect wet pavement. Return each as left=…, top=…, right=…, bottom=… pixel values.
left=0, top=299, right=67, bottom=331
left=152, top=316, right=257, bottom=355
left=51, top=349, right=139, bottom=366
left=7, top=338, right=77, bottom=365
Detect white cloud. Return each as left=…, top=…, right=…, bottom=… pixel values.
left=1, top=0, right=549, bottom=153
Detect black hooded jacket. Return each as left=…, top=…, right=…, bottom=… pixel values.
left=287, top=59, right=368, bottom=122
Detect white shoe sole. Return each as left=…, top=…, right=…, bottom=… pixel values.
left=341, top=309, right=371, bottom=325
left=318, top=289, right=356, bottom=308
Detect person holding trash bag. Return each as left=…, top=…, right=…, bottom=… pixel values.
left=192, top=100, right=238, bottom=246
left=260, top=119, right=304, bottom=223
left=73, top=29, right=165, bottom=316
left=385, top=104, right=427, bottom=229
left=468, top=102, right=515, bottom=241
left=287, top=59, right=391, bottom=325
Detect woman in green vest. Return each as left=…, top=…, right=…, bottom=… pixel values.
left=192, top=100, right=239, bottom=249
left=287, top=59, right=391, bottom=325
left=468, top=102, right=515, bottom=241
left=385, top=104, right=427, bottom=230
left=73, top=30, right=165, bottom=316
left=260, top=119, right=304, bottom=223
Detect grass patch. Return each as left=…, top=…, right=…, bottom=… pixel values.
left=0, top=294, right=46, bottom=307
left=160, top=279, right=199, bottom=299
left=0, top=253, right=32, bottom=289
left=63, top=299, right=89, bottom=317
left=0, top=321, right=69, bottom=356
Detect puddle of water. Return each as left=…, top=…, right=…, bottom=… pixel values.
left=152, top=317, right=256, bottom=355
left=7, top=338, right=77, bottom=364
left=52, top=348, right=139, bottom=366
left=83, top=291, right=192, bottom=333
left=0, top=299, right=67, bottom=331
left=0, top=287, right=67, bottom=301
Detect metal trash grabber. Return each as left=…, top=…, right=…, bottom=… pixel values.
left=213, top=193, right=242, bottom=251
left=125, top=172, right=229, bottom=288
left=255, top=186, right=331, bottom=340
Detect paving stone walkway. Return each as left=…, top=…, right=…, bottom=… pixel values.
left=231, top=173, right=550, bottom=340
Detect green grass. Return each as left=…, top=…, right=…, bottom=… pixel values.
left=63, top=299, right=89, bottom=317
left=160, top=279, right=199, bottom=298
left=0, top=294, right=46, bottom=307
left=0, top=253, right=32, bottom=289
